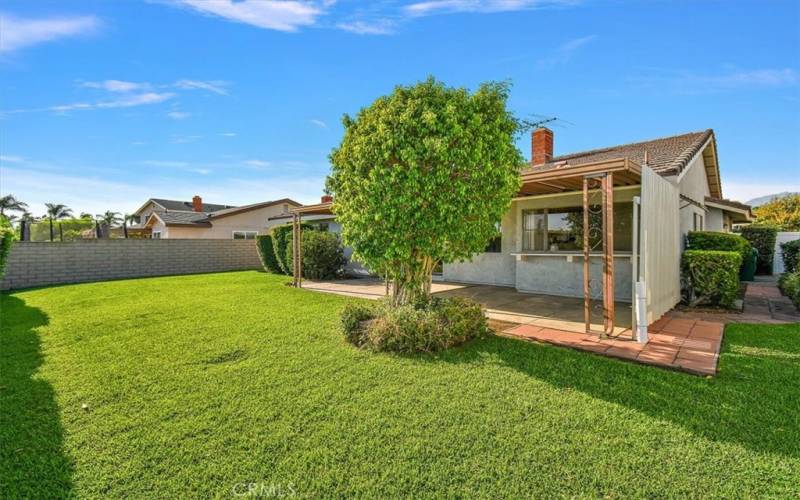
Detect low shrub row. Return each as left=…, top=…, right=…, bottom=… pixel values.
left=686, top=231, right=751, bottom=266
left=780, top=239, right=800, bottom=274
left=341, top=296, right=489, bottom=353
left=0, top=217, right=14, bottom=278
left=778, top=270, right=800, bottom=309
left=682, top=250, right=742, bottom=309
left=740, top=225, right=778, bottom=274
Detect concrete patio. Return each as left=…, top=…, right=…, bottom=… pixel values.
left=301, top=278, right=727, bottom=376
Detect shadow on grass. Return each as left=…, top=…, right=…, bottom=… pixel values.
left=0, top=295, right=73, bottom=496
left=433, top=323, right=800, bottom=459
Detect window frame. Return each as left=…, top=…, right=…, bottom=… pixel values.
left=151, top=231, right=161, bottom=239
left=232, top=230, right=258, bottom=240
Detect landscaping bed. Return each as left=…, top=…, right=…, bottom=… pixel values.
left=2, top=271, right=798, bottom=497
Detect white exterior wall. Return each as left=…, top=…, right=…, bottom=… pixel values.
left=666, top=142, right=712, bottom=247
left=443, top=208, right=517, bottom=286
left=706, top=207, right=724, bottom=232
left=160, top=204, right=294, bottom=239
left=774, top=232, right=800, bottom=274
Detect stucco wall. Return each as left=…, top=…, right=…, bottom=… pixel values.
left=705, top=207, right=724, bottom=232
left=443, top=207, right=517, bottom=286
left=157, top=203, right=294, bottom=239
left=1, top=240, right=261, bottom=291
left=515, top=256, right=633, bottom=301
left=668, top=144, right=712, bottom=247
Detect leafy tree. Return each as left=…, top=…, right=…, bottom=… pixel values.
left=0, top=194, right=28, bottom=216
left=44, top=203, right=73, bottom=241
left=122, top=213, right=137, bottom=238
left=79, top=212, right=94, bottom=219
left=327, top=77, right=523, bottom=304
left=754, top=194, right=800, bottom=231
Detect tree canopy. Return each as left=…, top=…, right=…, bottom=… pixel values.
left=327, top=77, right=523, bottom=304
left=754, top=194, right=800, bottom=231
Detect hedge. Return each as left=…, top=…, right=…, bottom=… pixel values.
left=0, top=217, right=14, bottom=278
left=740, top=225, right=778, bottom=274
left=682, top=250, right=742, bottom=308
left=686, top=231, right=751, bottom=266
left=780, top=239, right=800, bottom=274
left=255, top=235, right=282, bottom=274
left=286, top=231, right=345, bottom=280
left=778, top=270, right=800, bottom=308
left=270, top=222, right=312, bottom=275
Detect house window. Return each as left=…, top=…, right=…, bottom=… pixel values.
left=152, top=231, right=161, bottom=239
left=522, top=203, right=633, bottom=252
left=485, top=222, right=502, bottom=252
left=316, top=222, right=329, bottom=232
left=233, top=231, right=258, bottom=240
left=693, top=213, right=704, bottom=231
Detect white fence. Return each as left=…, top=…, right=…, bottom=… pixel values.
left=774, top=232, right=800, bottom=274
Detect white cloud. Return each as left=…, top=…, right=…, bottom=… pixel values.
left=537, top=34, right=597, bottom=68
left=404, top=0, right=576, bottom=16
left=172, top=0, right=324, bottom=32
left=310, top=118, right=328, bottom=129
left=0, top=154, right=24, bottom=163
left=336, top=20, right=394, bottom=35
left=174, top=79, right=229, bottom=95
left=80, top=80, right=149, bottom=92
left=245, top=159, right=271, bottom=168
left=0, top=13, right=101, bottom=53
left=50, top=92, right=176, bottom=113
left=167, top=111, right=192, bottom=120
left=630, top=68, right=799, bottom=94
left=220, top=132, right=237, bottom=137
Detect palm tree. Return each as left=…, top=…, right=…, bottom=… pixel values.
left=122, top=213, right=137, bottom=238
left=79, top=212, right=93, bottom=220
left=44, top=203, right=73, bottom=241
left=0, top=194, right=28, bottom=217
left=97, top=211, right=122, bottom=226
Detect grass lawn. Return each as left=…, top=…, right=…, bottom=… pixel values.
left=2, top=271, right=799, bottom=497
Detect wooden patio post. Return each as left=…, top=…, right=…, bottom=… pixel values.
left=583, top=177, right=590, bottom=333
left=297, top=213, right=303, bottom=288
left=602, top=173, right=615, bottom=337
left=292, top=214, right=299, bottom=287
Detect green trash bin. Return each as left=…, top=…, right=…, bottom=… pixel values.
left=740, top=247, right=757, bottom=281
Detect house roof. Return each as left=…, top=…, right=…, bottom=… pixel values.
left=705, top=196, right=753, bottom=222
left=147, top=198, right=236, bottom=214
left=522, top=129, right=722, bottom=198
left=207, top=198, right=300, bottom=219
left=146, top=211, right=212, bottom=227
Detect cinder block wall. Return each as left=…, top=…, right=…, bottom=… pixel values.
left=1, top=240, right=261, bottom=291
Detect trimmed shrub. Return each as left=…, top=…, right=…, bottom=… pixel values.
left=342, top=296, right=489, bottom=353
left=682, top=250, right=742, bottom=308
left=780, top=239, right=800, bottom=274
left=255, top=235, right=282, bottom=274
left=287, top=231, right=345, bottom=280
left=740, top=225, right=778, bottom=274
left=270, top=222, right=312, bottom=275
left=686, top=231, right=752, bottom=266
left=778, top=270, right=800, bottom=308
left=0, top=217, right=13, bottom=278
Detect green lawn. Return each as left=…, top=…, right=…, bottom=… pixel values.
left=2, top=271, right=798, bottom=497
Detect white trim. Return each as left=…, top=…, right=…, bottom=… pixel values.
left=512, top=184, right=640, bottom=202
left=675, top=135, right=713, bottom=184
left=133, top=199, right=167, bottom=217
left=151, top=231, right=162, bottom=239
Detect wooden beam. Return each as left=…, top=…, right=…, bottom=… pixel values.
left=583, top=177, right=590, bottom=333
left=602, top=173, right=615, bottom=337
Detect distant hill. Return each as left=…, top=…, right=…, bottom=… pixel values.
left=747, top=192, right=799, bottom=207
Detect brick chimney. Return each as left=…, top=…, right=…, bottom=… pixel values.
left=192, top=195, right=203, bottom=212
left=531, top=127, right=554, bottom=166
left=321, top=195, right=333, bottom=203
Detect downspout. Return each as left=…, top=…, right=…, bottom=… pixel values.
left=633, top=196, right=648, bottom=343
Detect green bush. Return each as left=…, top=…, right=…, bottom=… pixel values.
left=780, top=239, right=800, bottom=274
left=0, top=217, right=15, bottom=278
left=778, top=270, right=800, bottom=308
left=740, top=225, right=778, bottom=274
left=287, top=231, right=345, bottom=280
left=270, top=222, right=312, bottom=275
left=687, top=231, right=752, bottom=266
left=255, top=235, right=282, bottom=274
left=682, top=250, right=742, bottom=308
left=342, top=296, right=489, bottom=353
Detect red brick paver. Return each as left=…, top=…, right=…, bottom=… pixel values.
left=502, top=316, right=724, bottom=376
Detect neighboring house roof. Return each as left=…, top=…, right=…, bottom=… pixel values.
left=207, top=198, right=300, bottom=219
left=146, top=211, right=212, bottom=228
left=522, top=129, right=722, bottom=198
left=705, top=196, right=753, bottom=221
left=134, top=198, right=236, bottom=215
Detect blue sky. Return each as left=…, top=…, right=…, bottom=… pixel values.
left=1, top=0, right=798, bottom=216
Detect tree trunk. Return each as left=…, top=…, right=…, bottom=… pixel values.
left=49, top=218, right=54, bottom=242
left=123, top=222, right=128, bottom=239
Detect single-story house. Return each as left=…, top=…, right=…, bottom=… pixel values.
left=132, top=196, right=300, bottom=239
left=290, top=127, right=752, bottom=337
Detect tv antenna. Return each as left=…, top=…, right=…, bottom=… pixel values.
left=523, top=114, right=575, bottom=130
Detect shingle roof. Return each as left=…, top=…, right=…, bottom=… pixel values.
left=208, top=198, right=299, bottom=218
left=154, top=211, right=211, bottom=226
left=524, top=129, right=714, bottom=177
left=151, top=198, right=236, bottom=213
